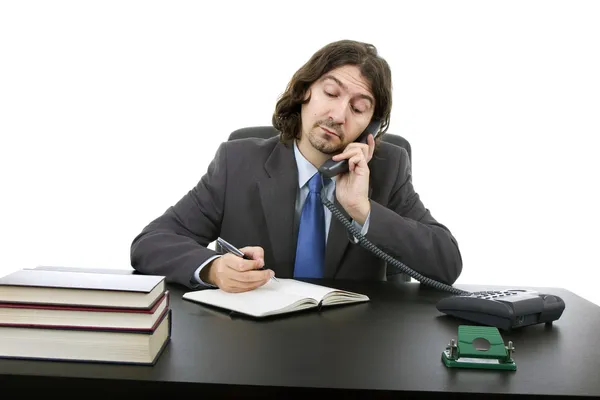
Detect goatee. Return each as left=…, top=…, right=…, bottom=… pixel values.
left=308, top=129, right=344, bottom=154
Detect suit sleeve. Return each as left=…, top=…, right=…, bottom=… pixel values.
left=366, top=149, right=463, bottom=285
left=130, top=142, right=228, bottom=288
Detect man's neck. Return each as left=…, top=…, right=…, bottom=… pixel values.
left=296, top=137, right=330, bottom=169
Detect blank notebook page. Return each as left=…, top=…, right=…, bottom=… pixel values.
left=184, top=280, right=310, bottom=316
left=268, top=278, right=336, bottom=300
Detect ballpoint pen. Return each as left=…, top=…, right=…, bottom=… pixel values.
left=216, top=237, right=278, bottom=281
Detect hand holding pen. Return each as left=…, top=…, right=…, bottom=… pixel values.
left=201, top=237, right=276, bottom=293
left=217, top=237, right=278, bottom=281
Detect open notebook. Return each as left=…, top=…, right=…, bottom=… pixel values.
left=182, top=278, right=369, bottom=318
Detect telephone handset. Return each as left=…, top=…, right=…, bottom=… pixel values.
left=318, top=119, right=382, bottom=179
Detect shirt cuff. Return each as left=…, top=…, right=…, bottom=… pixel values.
left=190, top=255, right=221, bottom=289
left=348, top=209, right=371, bottom=244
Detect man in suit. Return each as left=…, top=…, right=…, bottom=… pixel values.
left=130, top=39, right=463, bottom=292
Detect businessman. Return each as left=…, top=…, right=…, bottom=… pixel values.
left=130, top=39, right=463, bottom=292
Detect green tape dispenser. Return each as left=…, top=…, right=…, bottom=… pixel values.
left=442, top=325, right=516, bottom=371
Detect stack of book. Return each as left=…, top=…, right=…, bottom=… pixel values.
left=0, top=267, right=171, bottom=365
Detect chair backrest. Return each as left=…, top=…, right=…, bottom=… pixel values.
left=228, top=126, right=412, bottom=162
left=227, top=126, right=412, bottom=283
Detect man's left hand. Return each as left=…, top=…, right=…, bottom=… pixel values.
left=330, top=133, right=375, bottom=225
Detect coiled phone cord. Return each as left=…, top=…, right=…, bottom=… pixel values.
left=320, top=181, right=470, bottom=296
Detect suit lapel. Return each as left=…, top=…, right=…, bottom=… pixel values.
left=257, top=141, right=298, bottom=278
left=323, top=195, right=350, bottom=278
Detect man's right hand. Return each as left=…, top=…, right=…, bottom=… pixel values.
left=201, top=246, right=274, bottom=293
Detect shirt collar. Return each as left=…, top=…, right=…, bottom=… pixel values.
left=293, top=140, right=336, bottom=188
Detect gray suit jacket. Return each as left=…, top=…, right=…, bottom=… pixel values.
left=130, top=136, right=463, bottom=288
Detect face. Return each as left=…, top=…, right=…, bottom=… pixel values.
left=300, top=64, right=375, bottom=155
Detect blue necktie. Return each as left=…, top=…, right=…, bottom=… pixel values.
left=294, top=172, right=327, bottom=278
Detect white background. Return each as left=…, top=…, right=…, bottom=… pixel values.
left=1, top=1, right=599, bottom=306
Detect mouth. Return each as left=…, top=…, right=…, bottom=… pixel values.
left=320, top=126, right=339, bottom=137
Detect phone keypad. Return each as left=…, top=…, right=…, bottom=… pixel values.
left=463, top=290, right=519, bottom=300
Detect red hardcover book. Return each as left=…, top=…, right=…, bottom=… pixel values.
left=0, top=291, right=170, bottom=331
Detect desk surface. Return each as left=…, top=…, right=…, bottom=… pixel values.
left=1, top=279, right=599, bottom=398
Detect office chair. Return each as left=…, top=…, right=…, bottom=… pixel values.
left=227, top=126, right=412, bottom=283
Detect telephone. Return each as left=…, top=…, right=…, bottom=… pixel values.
left=316, top=119, right=566, bottom=330
left=318, top=119, right=382, bottom=179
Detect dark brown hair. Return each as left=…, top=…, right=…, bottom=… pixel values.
left=272, top=39, right=392, bottom=143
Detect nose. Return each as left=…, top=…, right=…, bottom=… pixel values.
left=327, top=99, right=347, bottom=125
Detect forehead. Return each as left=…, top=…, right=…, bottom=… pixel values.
left=319, top=65, right=373, bottom=99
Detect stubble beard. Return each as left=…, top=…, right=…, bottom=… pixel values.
left=307, top=126, right=345, bottom=155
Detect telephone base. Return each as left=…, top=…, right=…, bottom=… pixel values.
left=436, top=289, right=565, bottom=330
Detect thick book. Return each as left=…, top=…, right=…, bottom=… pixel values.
left=0, top=309, right=171, bottom=365
left=0, top=269, right=165, bottom=309
left=0, top=291, right=169, bottom=330
left=182, top=278, right=369, bottom=318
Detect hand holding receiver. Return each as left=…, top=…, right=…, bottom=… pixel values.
left=330, top=133, right=375, bottom=225
left=202, top=246, right=274, bottom=293
left=318, top=118, right=381, bottom=179
left=318, top=119, right=380, bottom=224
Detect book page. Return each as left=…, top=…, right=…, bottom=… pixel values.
left=270, top=279, right=334, bottom=301
left=270, top=279, right=361, bottom=302
left=182, top=281, right=316, bottom=317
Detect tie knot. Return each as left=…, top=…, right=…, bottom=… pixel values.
left=307, top=172, right=325, bottom=193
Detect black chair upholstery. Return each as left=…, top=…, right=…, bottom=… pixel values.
left=227, top=126, right=412, bottom=282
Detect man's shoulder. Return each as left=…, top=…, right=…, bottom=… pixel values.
left=218, top=135, right=292, bottom=171
left=368, top=139, right=413, bottom=189
left=371, top=139, right=411, bottom=167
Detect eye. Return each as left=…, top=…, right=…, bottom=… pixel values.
left=324, top=90, right=337, bottom=98
left=352, top=106, right=365, bottom=114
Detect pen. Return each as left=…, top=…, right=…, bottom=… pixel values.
left=216, top=237, right=278, bottom=281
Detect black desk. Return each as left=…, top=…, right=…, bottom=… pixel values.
left=1, top=280, right=599, bottom=398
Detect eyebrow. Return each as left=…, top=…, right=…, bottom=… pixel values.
left=322, top=75, right=374, bottom=107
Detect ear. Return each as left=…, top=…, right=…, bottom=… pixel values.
left=303, top=89, right=311, bottom=102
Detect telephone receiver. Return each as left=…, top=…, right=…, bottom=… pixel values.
left=318, top=119, right=382, bottom=179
